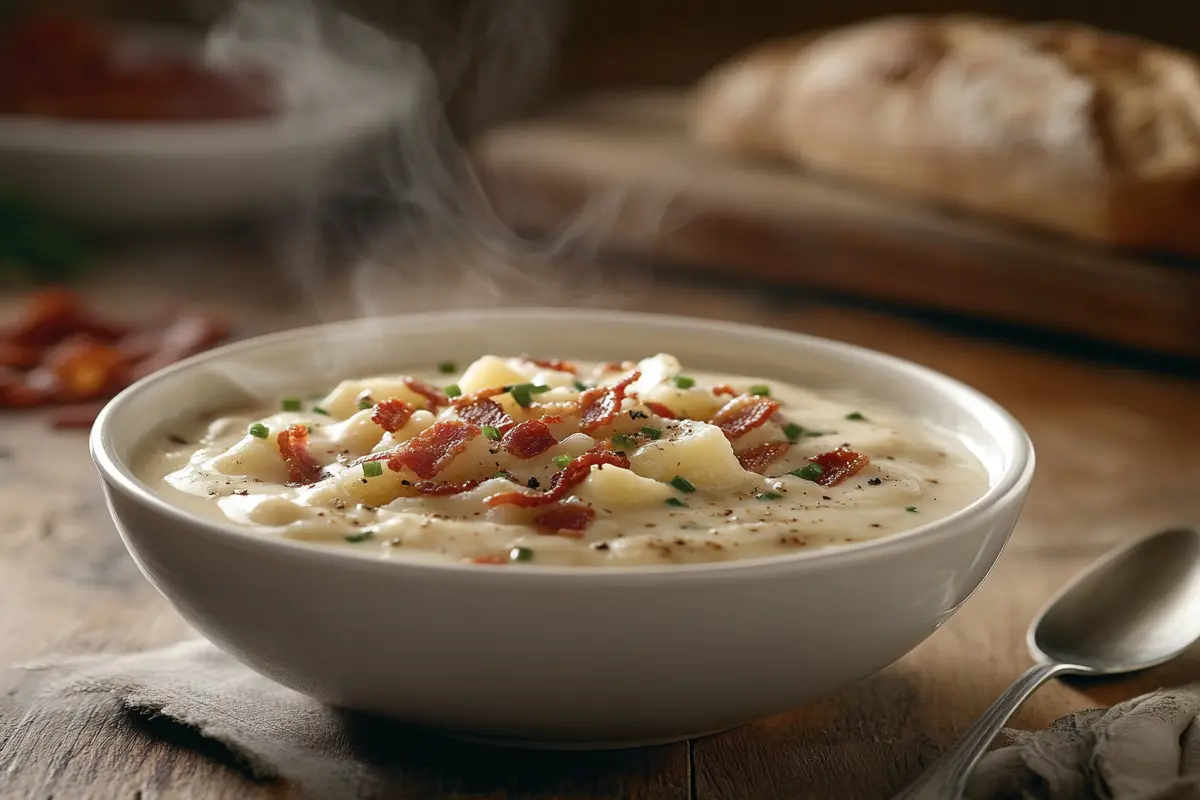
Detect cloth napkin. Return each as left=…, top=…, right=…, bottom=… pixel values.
left=5, top=641, right=1200, bottom=800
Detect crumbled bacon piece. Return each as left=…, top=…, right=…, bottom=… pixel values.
left=534, top=502, right=595, bottom=537
left=538, top=414, right=564, bottom=425
left=712, top=384, right=737, bottom=397
left=386, top=420, right=480, bottom=479
left=402, top=377, right=449, bottom=409
left=413, top=479, right=479, bottom=496
left=809, top=447, right=870, bottom=487
left=371, top=398, right=415, bottom=434
left=486, top=449, right=630, bottom=508
left=522, top=355, right=577, bottom=374
left=644, top=401, right=677, bottom=419
left=711, top=395, right=781, bottom=439
left=277, top=424, right=324, bottom=485
left=451, top=385, right=508, bottom=408
left=579, top=370, right=641, bottom=434
left=0, top=342, right=42, bottom=370
left=501, top=419, right=558, bottom=459
left=40, top=335, right=128, bottom=401
left=457, top=398, right=514, bottom=432
left=737, top=442, right=790, bottom=474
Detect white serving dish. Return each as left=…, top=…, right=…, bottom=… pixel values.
left=0, top=25, right=412, bottom=229
left=90, top=308, right=1035, bottom=748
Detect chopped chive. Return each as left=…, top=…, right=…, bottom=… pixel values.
left=509, top=546, right=534, bottom=563
left=529, top=384, right=552, bottom=395
left=749, top=385, right=771, bottom=397
left=906, top=506, right=919, bottom=513
left=445, top=384, right=462, bottom=398
left=782, top=422, right=805, bottom=442
left=281, top=397, right=302, bottom=412
left=665, top=497, right=687, bottom=507
left=438, top=362, right=457, bottom=374
left=362, top=461, right=383, bottom=478
left=612, top=433, right=637, bottom=450
left=552, top=454, right=571, bottom=468
left=345, top=529, right=376, bottom=543
left=670, top=475, right=696, bottom=493
left=846, top=412, right=867, bottom=421
left=573, top=380, right=589, bottom=391
left=757, top=491, right=784, bottom=501
left=640, top=426, right=663, bottom=440
left=248, top=423, right=269, bottom=439
left=494, top=469, right=513, bottom=480
left=510, top=385, right=534, bottom=407
left=357, top=399, right=373, bottom=411
left=482, top=425, right=502, bottom=441
left=312, top=406, right=331, bottom=416
left=674, top=376, right=695, bottom=389
left=304, top=425, right=314, bottom=434
left=791, top=463, right=825, bottom=482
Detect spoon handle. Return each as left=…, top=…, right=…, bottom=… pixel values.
left=891, top=662, right=1080, bottom=800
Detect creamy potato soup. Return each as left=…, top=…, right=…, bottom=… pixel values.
left=137, top=354, right=988, bottom=566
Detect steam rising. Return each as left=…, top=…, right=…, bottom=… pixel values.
left=203, top=0, right=673, bottom=330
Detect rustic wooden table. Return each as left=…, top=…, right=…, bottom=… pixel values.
left=2, top=244, right=1198, bottom=799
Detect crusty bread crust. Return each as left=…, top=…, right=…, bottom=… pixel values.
left=691, top=15, right=1200, bottom=254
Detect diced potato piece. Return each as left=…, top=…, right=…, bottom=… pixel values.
left=429, top=434, right=497, bottom=484
left=458, top=356, right=529, bottom=395
left=576, top=465, right=674, bottom=510
left=629, top=420, right=749, bottom=489
left=318, top=377, right=434, bottom=419
left=321, top=409, right=387, bottom=456
left=645, top=385, right=723, bottom=421
left=629, top=353, right=680, bottom=395
left=327, top=462, right=418, bottom=507
left=210, top=434, right=289, bottom=483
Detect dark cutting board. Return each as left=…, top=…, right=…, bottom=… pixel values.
left=472, top=90, right=1200, bottom=360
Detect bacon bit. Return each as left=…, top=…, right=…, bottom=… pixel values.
left=579, top=370, right=641, bottom=434
left=39, top=335, right=128, bottom=402
left=370, top=398, right=415, bottom=433
left=711, top=395, right=781, bottom=439
left=644, top=401, right=677, bottom=419
left=457, top=398, right=514, bottom=432
left=386, top=420, right=480, bottom=479
left=486, top=449, right=630, bottom=508
left=737, top=442, right=790, bottom=474
left=538, top=414, right=564, bottom=425
left=522, top=355, right=577, bottom=374
left=413, top=479, right=479, bottom=496
left=450, top=385, right=508, bottom=408
left=467, top=555, right=508, bottom=565
left=6, top=288, right=124, bottom=347
left=809, top=447, right=870, bottom=487
left=277, top=424, right=324, bottom=485
left=402, top=377, right=449, bottom=409
left=501, top=419, right=558, bottom=459
left=534, top=502, right=595, bottom=537
left=0, top=342, right=43, bottom=370
left=712, top=384, right=737, bottom=397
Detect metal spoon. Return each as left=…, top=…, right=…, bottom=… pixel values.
left=893, top=526, right=1200, bottom=800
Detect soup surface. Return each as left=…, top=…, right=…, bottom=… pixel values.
left=136, top=354, right=989, bottom=566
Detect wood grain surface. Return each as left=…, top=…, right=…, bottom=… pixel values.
left=1, top=247, right=1198, bottom=799
left=473, top=91, right=1200, bottom=361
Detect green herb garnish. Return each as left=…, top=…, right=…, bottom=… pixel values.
left=906, top=506, right=919, bottom=513
left=482, top=425, right=502, bottom=441
left=312, top=406, right=331, bottom=416
left=612, top=433, right=637, bottom=450
left=438, top=362, right=457, bottom=374
left=357, top=399, right=373, bottom=411
left=791, top=463, right=825, bottom=482
left=674, top=376, right=695, bottom=389
left=846, top=412, right=867, bottom=421
left=494, top=470, right=513, bottom=480
left=362, top=461, right=383, bottom=478
left=670, top=475, right=696, bottom=493
left=757, top=492, right=784, bottom=501
left=281, top=397, right=302, bottom=412
left=510, top=385, right=533, bottom=407
left=665, top=497, right=687, bottom=507
left=640, top=426, right=663, bottom=440
left=445, top=384, right=462, bottom=398
left=749, top=385, right=771, bottom=397
left=782, top=422, right=804, bottom=442
left=573, top=380, right=589, bottom=391
left=345, top=529, right=376, bottom=543
left=552, top=454, right=571, bottom=468
left=509, top=546, right=534, bottom=563
left=248, top=423, right=269, bottom=439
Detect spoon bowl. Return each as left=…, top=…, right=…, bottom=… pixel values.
left=1030, top=527, right=1200, bottom=674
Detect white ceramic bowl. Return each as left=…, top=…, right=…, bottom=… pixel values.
left=0, top=27, right=411, bottom=229
left=91, top=309, right=1034, bottom=748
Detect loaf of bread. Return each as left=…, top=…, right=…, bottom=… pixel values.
left=691, top=15, right=1200, bottom=254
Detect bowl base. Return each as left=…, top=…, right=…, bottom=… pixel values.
left=434, top=725, right=737, bottom=751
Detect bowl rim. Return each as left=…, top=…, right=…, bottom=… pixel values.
left=91, top=307, right=1035, bottom=582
